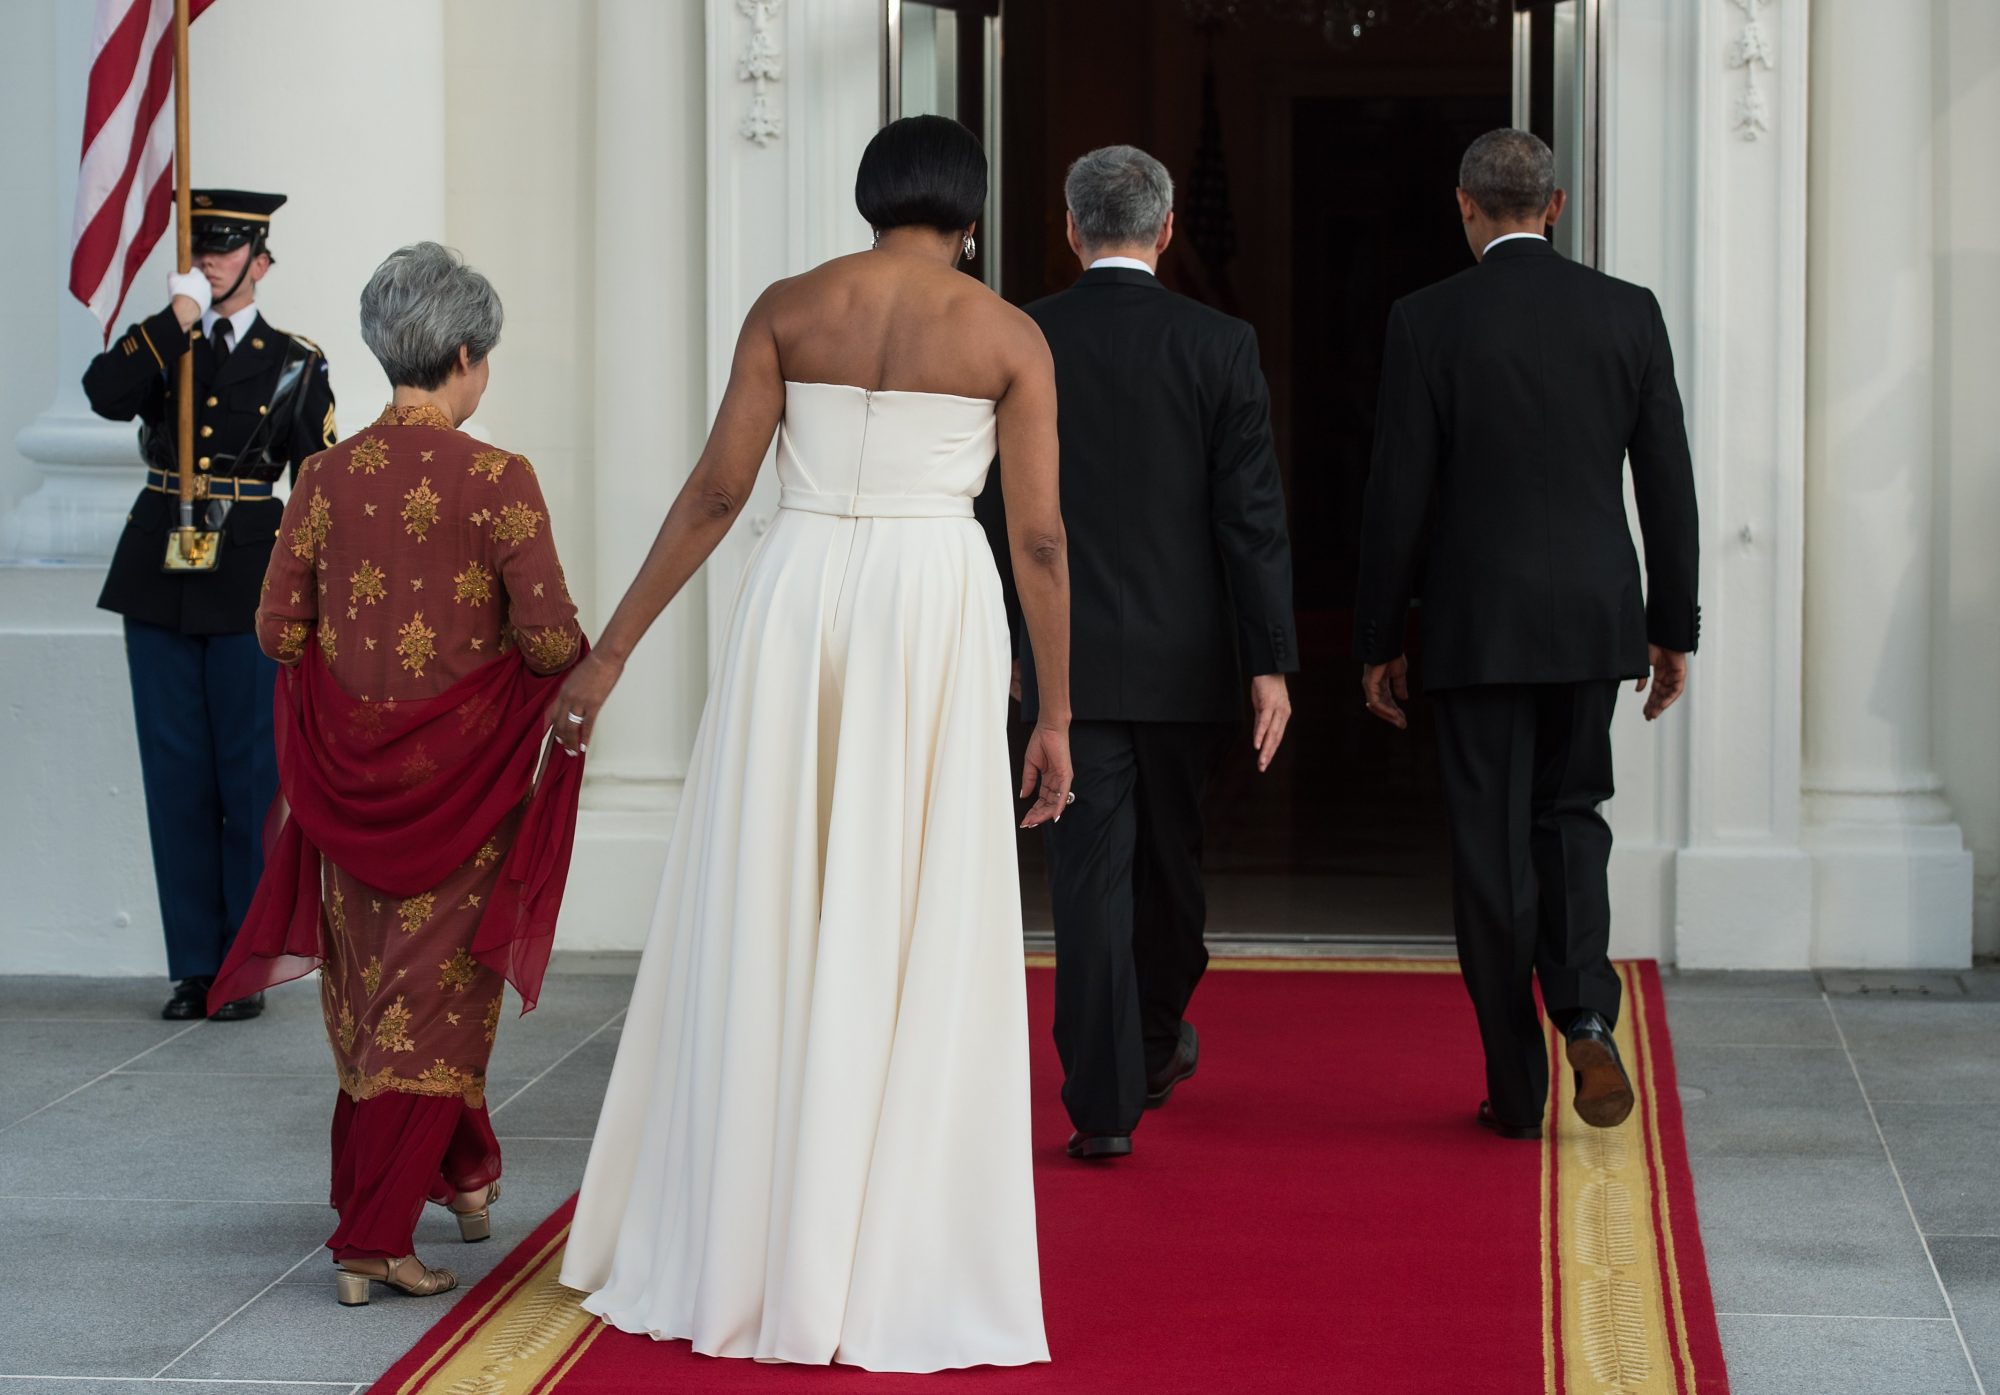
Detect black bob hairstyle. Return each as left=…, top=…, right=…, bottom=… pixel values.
left=855, top=115, right=987, bottom=235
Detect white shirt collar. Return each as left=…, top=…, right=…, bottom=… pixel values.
left=1089, top=256, right=1156, bottom=276
left=201, top=303, right=259, bottom=349
left=1481, top=232, right=1547, bottom=257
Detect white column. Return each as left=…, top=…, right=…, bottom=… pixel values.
left=1800, top=0, right=1972, bottom=966
left=557, top=0, right=713, bottom=951
left=1661, top=0, right=1816, bottom=967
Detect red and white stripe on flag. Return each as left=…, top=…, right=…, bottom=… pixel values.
left=69, top=0, right=217, bottom=343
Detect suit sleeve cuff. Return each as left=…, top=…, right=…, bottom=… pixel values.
left=1647, top=599, right=1701, bottom=654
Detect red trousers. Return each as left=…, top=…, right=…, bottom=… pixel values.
left=327, top=1091, right=501, bottom=1261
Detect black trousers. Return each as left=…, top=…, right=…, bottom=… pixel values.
left=123, top=619, right=279, bottom=981
left=1431, top=681, right=1623, bottom=1126
left=1043, top=719, right=1230, bottom=1135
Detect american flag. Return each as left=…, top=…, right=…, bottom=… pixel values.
left=69, top=0, right=217, bottom=342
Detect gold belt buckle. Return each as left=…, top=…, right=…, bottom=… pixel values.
left=192, top=474, right=212, bottom=501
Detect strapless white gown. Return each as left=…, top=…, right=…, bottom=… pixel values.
left=559, top=382, right=1048, bottom=1372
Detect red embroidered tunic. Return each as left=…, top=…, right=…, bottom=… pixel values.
left=257, top=403, right=584, bottom=1106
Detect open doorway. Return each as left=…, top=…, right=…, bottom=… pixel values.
left=894, top=0, right=1591, bottom=942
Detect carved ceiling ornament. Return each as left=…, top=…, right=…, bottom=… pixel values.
left=737, top=0, right=783, bottom=147
left=1728, top=0, right=1776, bottom=141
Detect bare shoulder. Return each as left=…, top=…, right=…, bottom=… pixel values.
left=974, top=292, right=1053, bottom=387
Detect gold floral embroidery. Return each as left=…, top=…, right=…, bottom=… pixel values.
left=437, top=949, right=479, bottom=993
left=396, top=612, right=437, bottom=677
left=372, top=403, right=455, bottom=430
left=351, top=560, right=388, bottom=607
left=493, top=500, right=544, bottom=544
left=474, top=838, right=499, bottom=868
left=401, top=744, right=439, bottom=787
left=411, top=576, right=424, bottom=592
left=453, top=562, right=494, bottom=606
left=327, top=883, right=347, bottom=936
left=361, top=955, right=382, bottom=996
left=456, top=693, right=501, bottom=738
left=462, top=893, right=483, bottom=909
left=446, top=1011, right=461, bottom=1026
left=288, top=488, right=331, bottom=560
left=364, top=502, right=378, bottom=516
left=317, top=619, right=337, bottom=665
left=469, top=507, right=494, bottom=528
left=275, top=622, right=309, bottom=662
left=483, top=994, right=503, bottom=1043
left=335, top=999, right=358, bottom=1052
left=556, top=562, right=571, bottom=602
left=290, top=589, right=302, bottom=605
left=373, top=995, right=417, bottom=1053
left=350, top=702, right=386, bottom=740
left=415, top=1059, right=477, bottom=1096
left=421, top=450, right=435, bottom=462
left=520, top=626, right=579, bottom=671
left=531, top=582, right=545, bottom=598
left=403, top=477, right=442, bottom=541
left=397, top=892, right=436, bottom=936
left=470, top=450, right=511, bottom=483
left=349, top=436, right=391, bottom=475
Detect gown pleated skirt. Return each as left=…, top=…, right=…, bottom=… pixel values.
left=560, top=384, right=1049, bottom=1373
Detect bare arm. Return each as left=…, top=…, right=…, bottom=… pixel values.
left=550, top=291, right=785, bottom=752
left=994, top=315, right=1073, bottom=828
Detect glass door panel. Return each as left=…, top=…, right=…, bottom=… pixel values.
left=1512, top=0, right=1600, bottom=266
left=885, top=0, right=1003, bottom=289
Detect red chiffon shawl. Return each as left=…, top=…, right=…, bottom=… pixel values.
left=207, top=646, right=586, bottom=1015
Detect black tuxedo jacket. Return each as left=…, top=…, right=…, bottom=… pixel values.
left=980, top=267, right=1298, bottom=724
left=1353, top=237, right=1699, bottom=690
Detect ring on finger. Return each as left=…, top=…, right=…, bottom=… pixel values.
left=1064, top=791, right=1076, bottom=805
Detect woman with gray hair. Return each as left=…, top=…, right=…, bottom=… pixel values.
left=215, top=241, right=588, bottom=1304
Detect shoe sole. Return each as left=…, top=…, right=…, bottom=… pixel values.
left=1067, top=1138, right=1133, bottom=1159
left=1567, top=1036, right=1636, bottom=1129
left=1478, top=1112, right=1542, bottom=1141
left=1144, top=1032, right=1200, bottom=1110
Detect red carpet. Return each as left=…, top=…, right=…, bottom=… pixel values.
left=368, top=960, right=1728, bottom=1394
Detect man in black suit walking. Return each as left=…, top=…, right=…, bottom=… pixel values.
left=984, top=145, right=1298, bottom=1160
left=1354, top=129, right=1699, bottom=1138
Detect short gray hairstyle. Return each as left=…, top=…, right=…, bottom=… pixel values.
left=358, top=242, right=503, bottom=391
left=1065, top=145, right=1174, bottom=251
left=1458, top=129, right=1556, bottom=221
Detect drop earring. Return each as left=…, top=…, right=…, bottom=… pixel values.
left=962, top=232, right=977, bottom=261
left=871, top=228, right=881, bottom=249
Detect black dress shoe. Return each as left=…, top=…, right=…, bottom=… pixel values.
left=1477, top=1100, right=1542, bottom=1141
left=208, top=991, right=266, bottom=1022
left=1067, top=1131, right=1132, bottom=1160
left=1144, top=1022, right=1199, bottom=1110
left=1565, top=1011, right=1635, bottom=1129
left=161, top=977, right=212, bottom=1021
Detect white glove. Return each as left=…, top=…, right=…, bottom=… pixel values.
left=168, top=269, right=212, bottom=315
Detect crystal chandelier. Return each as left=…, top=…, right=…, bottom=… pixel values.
left=1181, top=0, right=1511, bottom=49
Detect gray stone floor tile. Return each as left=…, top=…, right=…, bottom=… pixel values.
left=0, top=976, right=183, bottom=1022
left=0, top=1198, right=333, bottom=1377
left=0, top=1384, right=361, bottom=1394
left=1931, top=1236, right=2000, bottom=1388
left=1712, top=1315, right=1977, bottom=1395
left=0, top=1071, right=525, bottom=1205
left=483, top=1034, right=621, bottom=1139
left=1673, top=1042, right=1860, bottom=1106
left=1675, top=1044, right=1882, bottom=1161
left=1691, top=1156, right=1949, bottom=1319
left=1659, top=969, right=1824, bottom=1000
left=1873, top=1103, right=2000, bottom=1237
left=1832, top=999, right=2000, bottom=1103
left=1663, top=996, right=1844, bottom=1047
left=0, top=1020, right=198, bottom=1129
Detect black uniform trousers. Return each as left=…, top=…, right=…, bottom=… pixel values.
left=1043, top=719, right=1231, bottom=1135
left=1430, top=680, right=1624, bottom=1127
left=123, top=618, right=278, bottom=982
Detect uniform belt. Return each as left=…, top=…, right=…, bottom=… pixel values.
left=778, top=487, right=973, bottom=519
left=144, top=468, right=274, bottom=502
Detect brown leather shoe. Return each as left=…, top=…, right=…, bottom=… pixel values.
left=1144, top=1022, right=1199, bottom=1110
left=1566, top=1012, right=1636, bottom=1128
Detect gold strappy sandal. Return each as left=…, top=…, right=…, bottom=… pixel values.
left=448, top=1179, right=502, bottom=1243
left=335, top=1255, right=459, bottom=1306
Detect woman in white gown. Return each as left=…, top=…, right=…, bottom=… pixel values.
left=548, top=117, right=1070, bottom=1373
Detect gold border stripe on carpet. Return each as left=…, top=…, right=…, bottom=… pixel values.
left=1024, top=953, right=1459, bottom=974
left=1635, top=967, right=1702, bottom=1392
left=1551, top=963, right=1683, bottom=1395
left=394, top=1223, right=596, bottom=1395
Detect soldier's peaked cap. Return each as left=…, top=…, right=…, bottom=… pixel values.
left=190, top=190, right=286, bottom=253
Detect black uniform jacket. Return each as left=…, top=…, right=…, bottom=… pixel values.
left=979, top=267, right=1299, bottom=725
left=84, top=305, right=336, bottom=635
left=1353, top=237, right=1700, bottom=690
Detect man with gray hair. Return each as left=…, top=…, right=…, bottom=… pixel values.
left=1354, top=128, right=1699, bottom=1140
left=985, top=144, right=1297, bottom=1161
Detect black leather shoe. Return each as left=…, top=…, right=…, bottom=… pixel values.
left=1565, top=1011, right=1635, bottom=1128
left=1477, top=1100, right=1542, bottom=1141
left=209, top=991, right=266, bottom=1022
left=1144, top=1022, right=1200, bottom=1110
left=1067, top=1131, right=1132, bottom=1160
left=161, top=977, right=212, bottom=1021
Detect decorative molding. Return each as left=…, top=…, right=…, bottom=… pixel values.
left=1726, top=0, right=1775, bottom=141
left=736, top=0, right=784, bottom=146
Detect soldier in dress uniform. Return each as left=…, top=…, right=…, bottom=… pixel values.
left=83, top=189, right=337, bottom=1022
